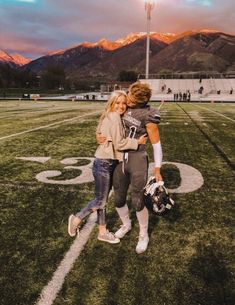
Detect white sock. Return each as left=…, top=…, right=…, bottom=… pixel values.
left=136, top=207, right=149, bottom=237
left=116, top=204, right=131, bottom=227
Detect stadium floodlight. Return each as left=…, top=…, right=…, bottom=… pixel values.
left=145, top=0, right=155, bottom=79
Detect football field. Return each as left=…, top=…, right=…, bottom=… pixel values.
left=0, top=100, right=234, bottom=305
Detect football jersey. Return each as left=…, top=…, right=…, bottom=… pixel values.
left=122, top=105, right=161, bottom=141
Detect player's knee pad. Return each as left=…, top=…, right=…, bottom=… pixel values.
left=114, top=197, right=126, bottom=208
left=114, top=189, right=127, bottom=208
left=132, top=193, right=145, bottom=211
left=135, top=201, right=145, bottom=212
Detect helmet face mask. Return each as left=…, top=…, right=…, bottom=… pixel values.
left=144, top=177, right=174, bottom=215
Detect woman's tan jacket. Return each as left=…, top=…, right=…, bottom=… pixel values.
left=95, top=112, right=138, bottom=161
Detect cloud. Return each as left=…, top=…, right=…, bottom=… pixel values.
left=186, top=0, right=212, bottom=6
left=17, top=0, right=37, bottom=3
left=0, top=0, right=234, bottom=58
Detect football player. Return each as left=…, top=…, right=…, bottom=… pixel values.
left=97, top=82, right=163, bottom=253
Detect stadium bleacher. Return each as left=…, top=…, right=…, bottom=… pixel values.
left=139, top=73, right=235, bottom=102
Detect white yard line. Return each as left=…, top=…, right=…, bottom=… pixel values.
left=36, top=190, right=114, bottom=305
left=0, top=111, right=101, bottom=141
left=36, top=212, right=97, bottom=305
left=193, top=104, right=235, bottom=123
left=158, top=101, right=165, bottom=110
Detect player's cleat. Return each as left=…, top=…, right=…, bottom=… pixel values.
left=98, top=230, right=120, bottom=244
left=68, top=214, right=80, bottom=237
left=136, top=235, right=149, bottom=254
left=114, top=223, right=132, bottom=239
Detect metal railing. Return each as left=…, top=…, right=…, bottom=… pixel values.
left=138, top=71, right=235, bottom=80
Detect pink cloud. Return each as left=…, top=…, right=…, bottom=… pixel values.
left=0, top=0, right=234, bottom=58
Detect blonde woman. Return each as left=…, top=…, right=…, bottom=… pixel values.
left=68, top=91, right=147, bottom=244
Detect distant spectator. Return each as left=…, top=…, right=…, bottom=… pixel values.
left=217, top=90, right=221, bottom=95
left=230, top=88, right=233, bottom=95
left=167, top=88, right=172, bottom=94
left=179, top=92, right=182, bottom=101
left=161, top=84, right=166, bottom=92
left=198, top=86, right=204, bottom=94
left=199, top=78, right=202, bottom=83
left=187, top=91, right=191, bottom=102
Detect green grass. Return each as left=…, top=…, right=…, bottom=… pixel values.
left=0, top=101, right=234, bottom=305
left=0, top=88, right=79, bottom=97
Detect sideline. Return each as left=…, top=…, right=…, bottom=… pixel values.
left=193, top=104, right=235, bottom=123
left=0, top=111, right=101, bottom=141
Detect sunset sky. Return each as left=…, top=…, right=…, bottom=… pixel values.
left=0, top=0, right=234, bottom=59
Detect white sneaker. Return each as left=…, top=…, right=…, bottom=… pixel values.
left=114, top=223, right=132, bottom=239
left=98, top=230, right=120, bottom=244
left=136, top=235, right=149, bottom=254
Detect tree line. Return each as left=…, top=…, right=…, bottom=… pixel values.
left=0, top=63, right=138, bottom=90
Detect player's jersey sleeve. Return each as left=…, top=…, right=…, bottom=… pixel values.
left=145, top=108, right=161, bottom=125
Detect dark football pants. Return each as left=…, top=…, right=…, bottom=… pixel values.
left=113, top=151, right=149, bottom=212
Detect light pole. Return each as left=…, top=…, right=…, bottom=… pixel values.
left=145, top=0, right=155, bottom=79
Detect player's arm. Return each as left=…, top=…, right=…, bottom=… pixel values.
left=146, top=122, right=163, bottom=182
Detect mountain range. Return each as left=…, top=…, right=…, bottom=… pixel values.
left=1, top=30, right=235, bottom=80
left=0, top=50, right=31, bottom=67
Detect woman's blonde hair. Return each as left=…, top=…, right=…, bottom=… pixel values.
left=129, top=81, right=152, bottom=104
left=99, top=90, right=127, bottom=122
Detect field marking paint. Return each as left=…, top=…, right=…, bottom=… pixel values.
left=158, top=100, right=165, bottom=110
left=18, top=156, right=204, bottom=193
left=149, top=162, right=204, bottom=193
left=0, top=111, right=101, bottom=141
left=16, top=157, right=51, bottom=164
left=193, top=104, right=235, bottom=123
left=36, top=212, right=97, bottom=305
left=0, top=106, right=88, bottom=118
left=36, top=157, right=94, bottom=185
left=36, top=189, right=114, bottom=305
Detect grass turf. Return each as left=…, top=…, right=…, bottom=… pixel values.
left=0, top=101, right=234, bottom=305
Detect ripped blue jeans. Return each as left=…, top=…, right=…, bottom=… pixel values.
left=75, top=158, right=117, bottom=225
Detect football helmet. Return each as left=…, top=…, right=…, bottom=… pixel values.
left=144, top=176, right=174, bottom=215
